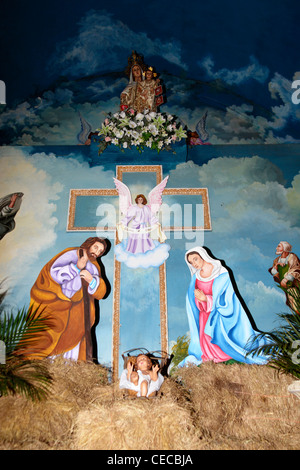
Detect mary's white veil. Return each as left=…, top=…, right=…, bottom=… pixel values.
left=129, top=65, right=145, bottom=84
left=185, top=246, right=227, bottom=281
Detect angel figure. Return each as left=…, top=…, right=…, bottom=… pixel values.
left=113, top=176, right=170, bottom=269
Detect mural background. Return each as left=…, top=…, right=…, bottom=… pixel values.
left=0, top=143, right=299, bottom=370
left=0, top=1, right=299, bottom=372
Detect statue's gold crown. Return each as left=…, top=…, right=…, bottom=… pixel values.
left=124, top=50, right=146, bottom=76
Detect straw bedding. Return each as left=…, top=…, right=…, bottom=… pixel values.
left=0, top=358, right=299, bottom=450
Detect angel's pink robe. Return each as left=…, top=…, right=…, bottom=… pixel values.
left=122, top=204, right=158, bottom=254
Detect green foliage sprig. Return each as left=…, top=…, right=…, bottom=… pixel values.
left=0, top=284, right=53, bottom=401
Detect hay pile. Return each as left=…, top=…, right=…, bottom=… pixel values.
left=0, top=359, right=299, bottom=450
left=174, top=362, right=300, bottom=450
left=0, top=358, right=109, bottom=450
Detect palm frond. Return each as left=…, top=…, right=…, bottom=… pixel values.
left=0, top=284, right=54, bottom=400
left=0, top=304, right=54, bottom=357
left=248, top=289, right=300, bottom=380
left=0, top=357, right=53, bottom=401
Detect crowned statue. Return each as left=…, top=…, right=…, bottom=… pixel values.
left=120, top=51, right=164, bottom=113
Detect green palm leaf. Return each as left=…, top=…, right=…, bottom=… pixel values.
left=0, top=304, right=54, bottom=358
left=0, top=283, right=54, bottom=400
left=248, top=287, right=300, bottom=380
left=0, top=357, right=52, bottom=401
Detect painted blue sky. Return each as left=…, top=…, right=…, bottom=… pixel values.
left=1, top=0, right=299, bottom=102
left=1, top=1, right=300, bottom=144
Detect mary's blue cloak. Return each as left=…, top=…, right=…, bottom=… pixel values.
left=179, top=271, right=269, bottom=367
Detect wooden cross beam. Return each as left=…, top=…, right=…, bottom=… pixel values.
left=67, top=165, right=211, bottom=380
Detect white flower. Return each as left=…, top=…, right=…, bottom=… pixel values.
left=120, top=111, right=126, bottom=118
left=112, top=138, right=119, bottom=145
left=167, top=124, right=173, bottom=132
left=149, top=124, right=158, bottom=136
left=129, top=120, right=137, bottom=129
left=131, top=130, right=139, bottom=140
left=149, top=112, right=157, bottom=118
left=145, top=114, right=152, bottom=122
left=158, top=141, right=163, bottom=149
left=123, top=142, right=128, bottom=148
left=115, top=129, right=124, bottom=138
left=136, top=113, right=144, bottom=120
left=167, top=114, right=174, bottom=121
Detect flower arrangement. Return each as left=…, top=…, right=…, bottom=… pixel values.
left=96, top=109, right=187, bottom=154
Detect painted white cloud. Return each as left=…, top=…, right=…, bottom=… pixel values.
left=1, top=66, right=299, bottom=146
left=48, top=10, right=187, bottom=77
left=286, top=173, right=300, bottom=225
left=198, top=55, right=269, bottom=85
left=0, top=148, right=116, bottom=306
left=168, top=156, right=300, bottom=330
left=0, top=148, right=61, bottom=293
left=115, top=240, right=170, bottom=269
left=236, top=276, right=288, bottom=331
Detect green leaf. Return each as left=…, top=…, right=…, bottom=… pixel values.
left=277, top=263, right=289, bottom=280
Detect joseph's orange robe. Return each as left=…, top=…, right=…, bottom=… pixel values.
left=28, top=247, right=107, bottom=360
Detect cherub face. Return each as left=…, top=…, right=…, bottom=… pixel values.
left=136, top=354, right=151, bottom=371
left=145, top=70, right=153, bottom=80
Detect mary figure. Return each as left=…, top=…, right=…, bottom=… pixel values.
left=120, top=51, right=163, bottom=113
left=179, top=247, right=270, bottom=367
left=120, top=62, right=145, bottom=111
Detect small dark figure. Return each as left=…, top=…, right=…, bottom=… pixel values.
left=0, top=192, right=23, bottom=240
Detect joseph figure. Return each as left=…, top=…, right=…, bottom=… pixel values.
left=28, top=237, right=108, bottom=360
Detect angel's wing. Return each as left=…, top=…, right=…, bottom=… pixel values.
left=113, top=178, right=133, bottom=215
left=195, top=110, right=209, bottom=142
left=77, top=112, right=92, bottom=144
left=148, top=176, right=169, bottom=214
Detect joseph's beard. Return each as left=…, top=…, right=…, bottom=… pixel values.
left=85, top=249, right=98, bottom=260
left=276, top=250, right=283, bottom=255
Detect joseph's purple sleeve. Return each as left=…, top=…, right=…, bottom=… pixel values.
left=50, top=250, right=100, bottom=299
